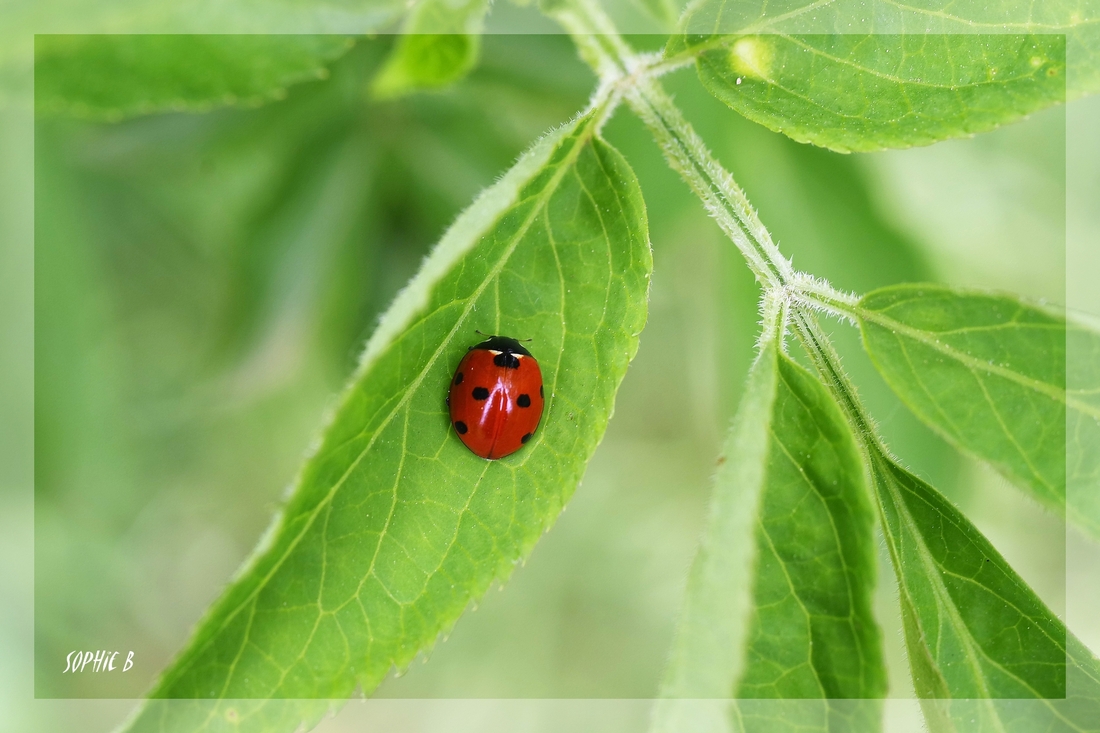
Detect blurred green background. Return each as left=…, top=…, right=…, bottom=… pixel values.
left=24, top=31, right=1088, bottom=731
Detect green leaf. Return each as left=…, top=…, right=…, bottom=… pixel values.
left=371, top=0, right=490, bottom=98
left=122, top=107, right=651, bottom=726
left=856, top=284, right=1100, bottom=540
left=655, top=341, right=779, bottom=712
left=736, top=354, right=884, bottom=703
left=673, top=0, right=1099, bottom=98
left=688, top=34, right=1066, bottom=153
left=871, top=450, right=1100, bottom=730
left=654, top=342, right=884, bottom=733
left=34, top=35, right=357, bottom=120
left=1068, top=320, right=1100, bottom=542
left=4, top=0, right=407, bottom=102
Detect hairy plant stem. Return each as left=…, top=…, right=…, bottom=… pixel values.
left=546, top=0, right=791, bottom=289
left=550, top=0, right=892, bottom=466
left=789, top=310, right=882, bottom=449
left=626, top=80, right=790, bottom=288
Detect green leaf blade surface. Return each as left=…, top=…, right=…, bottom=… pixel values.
left=654, top=344, right=884, bottom=733
left=871, top=451, right=1100, bottom=730
left=737, top=354, right=884, bottom=702
left=858, top=284, right=1100, bottom=539
left=124, top=107, right=652, bottom=726
left=673, top=0, right=1099, bottom=98
left=692, top=34, right=1066, bottom=153
left=34, top=34, right=357, bottom=120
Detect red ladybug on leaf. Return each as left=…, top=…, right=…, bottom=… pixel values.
left=448, top=335, right=545, bottom=459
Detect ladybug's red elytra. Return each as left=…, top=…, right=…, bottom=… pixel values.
left=448, top=335, right=545, bottom=460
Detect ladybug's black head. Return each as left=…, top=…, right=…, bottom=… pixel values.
left=471, top=335, right=532, bottom=357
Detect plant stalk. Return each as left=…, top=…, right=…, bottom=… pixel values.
left=546, top=0, right=792, bottom=290
left=552, top=0, right=882, bottom=452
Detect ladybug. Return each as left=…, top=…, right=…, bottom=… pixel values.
left=448, top=335, right=545, bottom=460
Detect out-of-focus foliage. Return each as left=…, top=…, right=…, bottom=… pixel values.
left=2, top=0, right=407, bottom=102
left=372, top=0, right=490, bottom=98
left=34, top=35, right=357, bottom=120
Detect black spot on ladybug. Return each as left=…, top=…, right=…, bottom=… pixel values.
left=493, top=352, right=520, bottom=369
left=472, top=387, right=490, bottom=400
left=454, top=372, right=464, bottom=386
left=455, top=421, right=468, bottom=434
left=521, top=432, right=532, bottom=444
left=517, top=394, right=531, bottom=408
left=539, top=385, right=543, bottom=398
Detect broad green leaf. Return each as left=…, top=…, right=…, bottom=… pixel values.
left=34, top=35, right=357, bottom=120
left=371, top=0, right=490, bottom=98
left=688, top=34, right=1066, bottom=153
left=673, top=0, right=1099, bottom=97
left=654, top=343, right=884, bottom=733
left=857, top=284, right=1100, bottom=540
left=4, top=0, right=407, bottom=102
left=121, top=107, right=651, bottom=728
left=871, top=450, right=1100, bottom=730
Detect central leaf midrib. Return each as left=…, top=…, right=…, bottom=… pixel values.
left=880, top=0, right=1090, bottom=32
left=780, top=34, right=1038, bottom=91
left=160, top=113, right=604, bottom=693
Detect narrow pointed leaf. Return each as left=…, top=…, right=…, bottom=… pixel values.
left=654, top=344, right=884, bottom=733
left=871, top=449, right=1100, bottom=730
left=857, top=284, right=1100, bottom=540
left=687, top=34, right=1066, bottom=153
left=737, top=355, right=884, bottom=703
left=122, top=108, right=652, bottom=731
left=657, top=342, right=780, bottom=711
left=34, top=35, right=357, bottom=120
left=371, top=0, right=489, bottom=98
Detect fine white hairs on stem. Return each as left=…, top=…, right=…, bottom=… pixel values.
left=787, top=272, right=860, bottom=325
left=756, top=288, right=789, bottom=353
